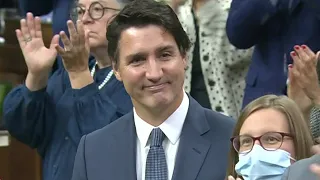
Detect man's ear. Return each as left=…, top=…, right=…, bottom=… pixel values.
left=112, top=61, right=122, bottom=81
left=182, top=53, right=188, bottom=70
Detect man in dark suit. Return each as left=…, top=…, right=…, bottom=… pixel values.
left=71, top=0, right=235, bottom=179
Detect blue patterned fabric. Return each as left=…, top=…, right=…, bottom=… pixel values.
left=145, top=128, right=168, bottom=180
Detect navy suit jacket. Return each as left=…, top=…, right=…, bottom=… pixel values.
left=226, top=0, right=320, bottom=107
left=71, top=97, right=235, bottom=180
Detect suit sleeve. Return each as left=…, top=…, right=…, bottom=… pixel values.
left=17, top=0, right=53, bottom=16
left=72, top=135, right=88, bottom=180
left=226, top=0, right=282, bottom=49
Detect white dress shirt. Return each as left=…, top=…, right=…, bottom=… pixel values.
left=134, top=92, right=189, bottom=180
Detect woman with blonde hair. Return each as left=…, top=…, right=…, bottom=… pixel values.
left=227, top=95, right=313, bottom=180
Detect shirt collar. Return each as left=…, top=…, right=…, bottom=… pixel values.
left=134, top=92, right=189, bottom=147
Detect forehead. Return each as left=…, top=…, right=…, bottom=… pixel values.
left=239, top=108, right=290, bottom=136
left=118, top=25, right=178, bottom=57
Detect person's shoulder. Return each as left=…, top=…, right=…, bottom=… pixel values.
left=291, top=155, right=320, bottom=170
left=199, top=107, right=236, bottom=139
left=85, top=112, right=133, bottom=142
left=283, top=155, right=320, bottom=180
left=203, top=108, right=235, bottom=127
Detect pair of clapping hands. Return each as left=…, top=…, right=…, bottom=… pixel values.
left=227, top=45, right=320, bottom=180
left=17, top=13, right=90, bottom=78
left=287, top=45, right=320, bottom=116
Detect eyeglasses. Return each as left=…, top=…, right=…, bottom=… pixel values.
left=71, top=2, right=120, bottom=21
left=230, top=132, right=293, bottom=154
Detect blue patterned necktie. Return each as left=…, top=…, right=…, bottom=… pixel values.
left=145, top=128, right=168, bottom=180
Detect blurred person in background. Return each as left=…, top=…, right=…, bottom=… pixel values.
left=0, top=0, right=17, bottom=8
left=226, top=0, right=320, bottom=108
left=2, top=0, right=132, bottom=179
left=172, top=0, right=252, bottom=118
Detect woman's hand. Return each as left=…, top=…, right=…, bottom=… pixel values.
left=55, top=20, right=90, bottom=74
left=291, top=45, right=320, bottom=105
left=287, top=63, right=313, bottom=115
left=16, top=12, right=59, bottom=76
left=55, top=20, right=93, bottom=89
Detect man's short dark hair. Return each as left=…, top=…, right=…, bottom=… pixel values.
left=106, top=0, right=191, bottom=69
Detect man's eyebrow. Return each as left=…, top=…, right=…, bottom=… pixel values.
left=156, top=45, right=175, bottom=53
left=126, top=52, right=148, bottom=61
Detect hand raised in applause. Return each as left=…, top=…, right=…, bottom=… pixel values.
left=291, top=45, right=320, bottom=106
left=16, top=12, right=59, bottom=76
left=55, top=20, right=90, bottom=74
left=287, top=62, right=313, bottom=115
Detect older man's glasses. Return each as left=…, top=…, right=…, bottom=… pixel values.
left=230, top=132, right=293, bottom=154
left=72, top=2, right=120, bottom=20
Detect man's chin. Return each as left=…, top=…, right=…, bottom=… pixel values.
left=145, top=96, right=171, bottom=109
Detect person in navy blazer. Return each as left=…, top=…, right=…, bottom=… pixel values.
left=226, top=0, right=320, bottom=107
left=71, top=0, right=235, bottom=179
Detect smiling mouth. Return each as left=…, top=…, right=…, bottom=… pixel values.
left=87, top=31, right=95, bottom=35
left=144, top=83, right=168, bottom=92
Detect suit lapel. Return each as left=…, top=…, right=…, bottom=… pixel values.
left=171, top=97, right=211, bottom=180
left=112, top=112, right=137, bottom=180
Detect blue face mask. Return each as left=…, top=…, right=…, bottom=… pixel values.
left=235, top=145, right=295, bottom=180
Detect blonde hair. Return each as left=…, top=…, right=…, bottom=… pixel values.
left=226, top=95, right=314, bottom=178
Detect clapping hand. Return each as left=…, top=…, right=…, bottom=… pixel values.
left=290, top=45, right=320, bottom=106
left=55, top=20, right=90, bottom=74
left=288, top=45, right=320, bottom=115
left=16, top=12, right=59, bottom=76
